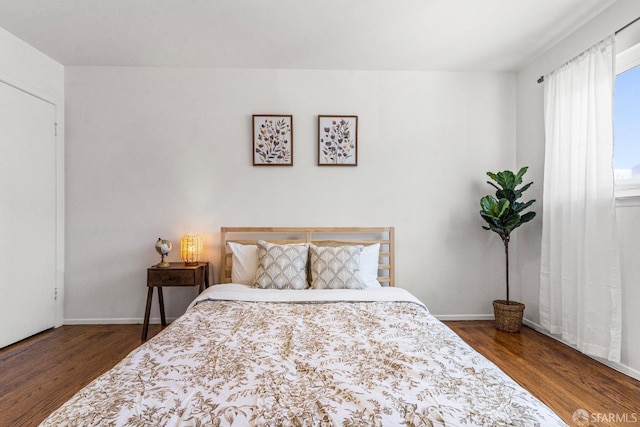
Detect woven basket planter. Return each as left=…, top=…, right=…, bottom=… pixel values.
left=493, top=300, right=525, bottom=333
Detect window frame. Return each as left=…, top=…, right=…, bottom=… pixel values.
left=614, top=42, right=640, bottom=204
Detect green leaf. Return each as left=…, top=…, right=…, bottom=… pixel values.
left=487, top=171, right=499, bottom=182
left=480, top=212, right=500, bottom=226
left=511, top=199, right=535, bottom=213
left=496, top=199, right=509, bottom=218
left=518, top=181, right=533, bottom=193
left=480, top=196, right=510, bottom=220
left=496, top=189, right=516, bottom=202
left=498, top=170, right=517, bottom=189
left=520, top=211, right=536, bottom=224
left=511, top=181, right=532, bottom=202
left=515, top=166, right=528, bottom=181
left=480, top=195, right=497, bottom=212
left=503, top=213, right=521, bottom=231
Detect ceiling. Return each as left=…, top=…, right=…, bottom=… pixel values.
left=0, top=0, right=615, bottom=71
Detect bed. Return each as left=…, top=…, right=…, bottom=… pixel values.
left=41, top=227, right=566, bottom=426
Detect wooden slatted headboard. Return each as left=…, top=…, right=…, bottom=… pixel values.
left=220, top=227, right=395, bottom=286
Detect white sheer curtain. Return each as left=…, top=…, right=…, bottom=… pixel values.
left=540, top=35, right=622, bottom=363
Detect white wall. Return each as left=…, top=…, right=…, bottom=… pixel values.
left=0, top=27, right=65, bottom=326
left=516, top=0, right=640, bottom=377
left=64, top=67, right=515, bottom=323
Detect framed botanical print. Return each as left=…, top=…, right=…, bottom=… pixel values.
left=253, top=114, right=293, bottom=166
left=318, top=115, right=358, bottom=166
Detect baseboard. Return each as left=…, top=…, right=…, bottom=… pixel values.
left=63, top=317, right=179, bottom=325
left=523, top=318, right=640, bottom=381
left=435, top=314, right=494, bottom=321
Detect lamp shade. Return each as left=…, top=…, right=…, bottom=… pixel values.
left=180, top=234, right=203, bottom=265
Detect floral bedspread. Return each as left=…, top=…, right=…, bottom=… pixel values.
left=41, top=286, right=566, bottom=426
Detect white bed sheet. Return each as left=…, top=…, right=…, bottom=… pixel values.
left=190, top=283, right=425, bottom=307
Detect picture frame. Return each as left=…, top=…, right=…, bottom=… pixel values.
left=252, top=114, right=293, bottom=166
left=318, top=115, right=358, bottom=166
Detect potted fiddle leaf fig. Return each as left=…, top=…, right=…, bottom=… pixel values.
left=480, top=166, right=536, bottom=332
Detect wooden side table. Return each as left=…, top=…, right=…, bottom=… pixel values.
left=141, top=262, right=209, bottom=341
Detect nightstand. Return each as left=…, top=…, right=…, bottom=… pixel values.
left=141, top=262, right=209, bottom=341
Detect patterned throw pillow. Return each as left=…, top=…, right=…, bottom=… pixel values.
left=309, top=244, right=364, bottom=289
left=253, top=240, right=309, bottom=289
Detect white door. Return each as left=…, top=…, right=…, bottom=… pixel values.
left=0, top=81, right=57, bottom=348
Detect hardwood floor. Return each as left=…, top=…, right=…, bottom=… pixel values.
left=0, top=321, right=638, bottom=426
left=446, top=321, right=640, bottom=427
left=0, top=324, right=163, bottom=427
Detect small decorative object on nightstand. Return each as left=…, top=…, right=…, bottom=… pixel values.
left=180, top=234, right=203, bottom=266
left=141, top=261, right=210, bottom=341
left=154, top=238, right=172, bottom=268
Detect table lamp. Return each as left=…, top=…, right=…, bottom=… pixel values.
left=180, top=234, right=203, bottom=266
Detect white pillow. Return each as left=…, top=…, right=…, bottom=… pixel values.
left=360, top=243, right=382, bottom=288
left=228, top=242, right=259, bottom=285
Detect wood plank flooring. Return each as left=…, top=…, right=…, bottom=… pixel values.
left=447, top=321, right=640, bottom=427
left=0, top=321, right=638, bottom=426
left=0, top=324, right=163, bottom=427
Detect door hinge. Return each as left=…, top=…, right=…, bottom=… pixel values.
left=54, top=122, right=58, bottom=137
left=54, top=287, right=58, bottom=300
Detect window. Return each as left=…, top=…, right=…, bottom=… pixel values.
left=614, top=43, right=640, bottom=199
